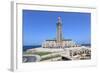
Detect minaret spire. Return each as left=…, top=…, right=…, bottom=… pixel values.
left=58, top=16, right=62, bottom=23
left=56, top=16, right=62, bottom=48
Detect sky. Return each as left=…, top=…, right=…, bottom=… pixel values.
left=23, top=10, right=91, bottom=46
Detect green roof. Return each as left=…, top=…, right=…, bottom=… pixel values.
left=46, top=39, right=72, bottom=41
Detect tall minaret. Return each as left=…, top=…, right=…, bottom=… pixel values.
left=56, top=17, right=62, bottom=48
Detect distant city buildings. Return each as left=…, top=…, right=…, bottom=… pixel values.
left=42, top=17, right=79, bottom=48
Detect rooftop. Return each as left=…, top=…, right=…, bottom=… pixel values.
left=45, top=39, right=72, bottom=41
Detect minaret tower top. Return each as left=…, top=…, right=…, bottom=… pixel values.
left=58, top=16, right=62, bottom=23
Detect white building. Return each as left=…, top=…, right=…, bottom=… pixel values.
left=42, top=39, right=78, bottom=48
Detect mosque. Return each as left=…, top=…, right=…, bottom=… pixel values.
left=42, top=17, right=79, bottom=48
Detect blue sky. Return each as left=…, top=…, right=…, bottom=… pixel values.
left=23, top=10, right=91, bottom=46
